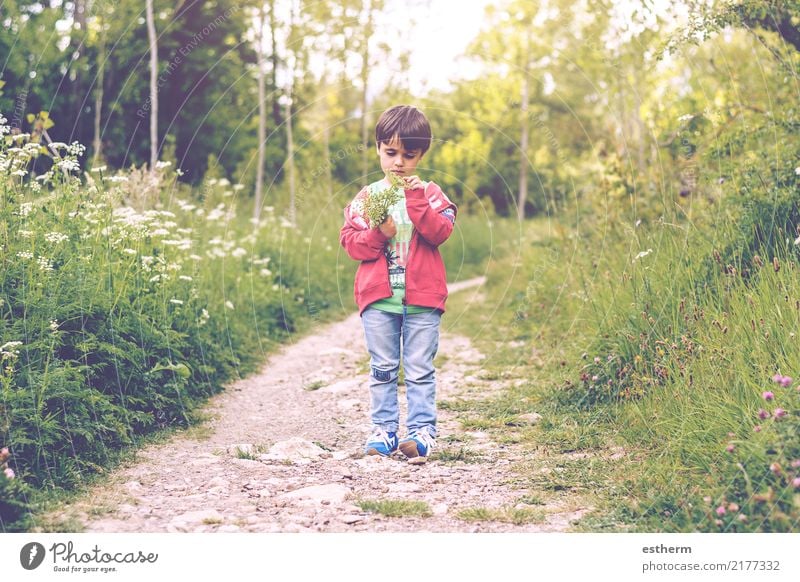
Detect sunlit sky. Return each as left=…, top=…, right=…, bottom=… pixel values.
left=376, top=0, right=494, bottom=96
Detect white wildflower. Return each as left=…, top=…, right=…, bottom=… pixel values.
left=37, top=257, right=54, bottom=272
left=233, top=184, right=244, bottom=191
left=189, top=254, right=202, bottom=261
left=155, top=160, right=172, bottom=169
left=18, top=230, right=33, bottom=238
left=1, top=341, right=23, bottom=360
left=260, top=268, right=272, bottom=277
left=149, top=274, right=162, bottom=283
left=232, top=247, right=247, bottom=258
left=11, top=169, right=27, bottom=177
left=198, top=308, right=210, bottom=326
left=122, top=248, right=138, bottom=255
left=91, top=165, right=107, bottom=173
left=218, top=178, right=230, bottom=186
left=176, top=168, right=185, bottom=177
left=56, top=159, right=80, bottom=173
left=107, top=175, right=129, bottom=183
left=179, top=275, right=193, bottom=282
left=224, top=300, right=234, bottom=310
left=16, top=251, right=33, bottom=260
left=49, top=320, right=59, bottom=331
left=149, top=228, right=170, bottom=237
left=18, top=203, right=34, bottom=217
left=795, top=167, right=800, bottom=176
left=48, top=142, right=68, bottom=151
left=44, top=232, right=69, bottom=244
left=169, top=299, right=184, bottom=305
left=67, top=141, right=86, bottom=156
left=633, top=249, right=653, bottom=262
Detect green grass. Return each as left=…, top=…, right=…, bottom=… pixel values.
left=355, top=499, right=432, bottom=518
left=444, top=205, right=800, bottom=531
left=456, top=506, right=545, bottom=525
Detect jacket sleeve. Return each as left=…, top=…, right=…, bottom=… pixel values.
left=404, top=184, right=456, bottom=247
left=339, top=206, right=390, bottom=261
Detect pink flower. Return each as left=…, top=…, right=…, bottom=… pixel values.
left=726, top=444, right=735, bottom=453
left=3, top=467, right=14, bottom=479
left=772, top=373, right=783, bottom=383
left=728, top=502, right=740, bottom=512
left=758, top=409, right=769, bottom=420
left=762, top=391, right=774, bottom=401
left=737, top=514, right=747, bottom=522
left=791, top=459, right=800, bottom=469
left=780, top=376, right=792, bottom=388
left=773, top=408, right=787, bottom=419
left=754, top=425, right=762, bottom=433
left=716, top=505, right=726, bottom=516
left=703, top=496, right=712, bottom=504
left=793, top=478, right=800, bottom=489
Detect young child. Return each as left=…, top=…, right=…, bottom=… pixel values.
left=339, top=105, right=457, bottom=464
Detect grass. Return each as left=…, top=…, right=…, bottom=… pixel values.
left=355, top=499, right=432, bottom=518
left=444, top=199, right=800, bottom=531
left=456, top=506, right=546, bottom=525
left=435, top=446, right=485, bottom=464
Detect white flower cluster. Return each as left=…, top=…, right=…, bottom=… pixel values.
left=1, top=341, right=23, bottom=361
left=44, top=232, right=69, bottom=244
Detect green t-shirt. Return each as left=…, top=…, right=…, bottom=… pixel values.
left=369, top=181, right=435, bottom=315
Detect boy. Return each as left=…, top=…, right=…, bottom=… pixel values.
left=339, top=105, right=457, bottom=464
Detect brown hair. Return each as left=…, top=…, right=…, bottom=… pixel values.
left=375, top=105, right=432, bottom=154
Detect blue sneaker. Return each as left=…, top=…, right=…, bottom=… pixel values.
left=399, top=428, right=435, bottom=464
left=364, top=427, right=398, bottom=457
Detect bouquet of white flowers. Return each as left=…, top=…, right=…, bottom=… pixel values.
left=363, top=172, right=407, bottom=229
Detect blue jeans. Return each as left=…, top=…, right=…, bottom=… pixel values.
left=361, top=305, right=441, bottom=436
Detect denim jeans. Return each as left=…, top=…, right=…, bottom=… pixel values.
left=361, top=305, right=441, bottom=436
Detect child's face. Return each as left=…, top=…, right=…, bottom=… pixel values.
left=376, top=135, right=423, bottom=178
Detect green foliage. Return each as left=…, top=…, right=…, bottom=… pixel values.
left=356, top=498, right=432, bottom=518
left=0, top=126, right=348, bottom=526
left=0, top=446, right=31, bottom=531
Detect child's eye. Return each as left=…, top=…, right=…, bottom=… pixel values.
left=404, top=153, right=417, bottom=159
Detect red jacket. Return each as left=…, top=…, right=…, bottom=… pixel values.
left=340, top=180, right=457, bottom=315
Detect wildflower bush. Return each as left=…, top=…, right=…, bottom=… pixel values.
left=0, top=114, right=351, bottom=524
left=701, top=374, right=800, bottom=532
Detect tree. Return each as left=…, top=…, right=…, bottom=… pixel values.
left=145, top=0, right=158, bottom=170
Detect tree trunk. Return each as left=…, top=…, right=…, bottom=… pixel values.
left=360, top=0, right=372, bottom=179
left=268, top=0, right=282, bottom=127
left=517, top=42, right=530, bottom=221
left=92, top=8, right=106, bottom=167
left=145, top=0, right=158, bottom=170
left=255, top=3, right=267, bottom=220
left=285, top=1, right=297, bottom=225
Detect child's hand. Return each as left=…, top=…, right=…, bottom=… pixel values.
left=379, top=215, right=397, bottom=238
left=404, top=175, right=424, bottom=190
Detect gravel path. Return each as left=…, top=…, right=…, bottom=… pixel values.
left=45, top=277, right=590, bottom=533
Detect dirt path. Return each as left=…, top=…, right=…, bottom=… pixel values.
left=43, top=277, right=590, bottom=533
